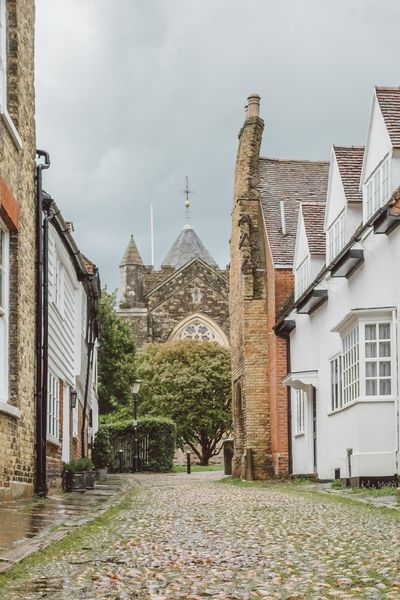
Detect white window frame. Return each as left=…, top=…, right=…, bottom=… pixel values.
left=365, top=156, right=390, bottom=218
left=295, top=389, right=305, bottom=435
left=47, top=372, right=60, bottom=442
left=295, top=256, right=310, bottom=299
left=330, top=312, right=395, bottom=413
left=0, top=0, right=21, bottom=148
left=327, top=209, right=346, bottom=262
left=0, top=222, right=10, bottom=408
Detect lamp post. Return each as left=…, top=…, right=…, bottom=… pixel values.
left=131, top=379, right=142, bottom=473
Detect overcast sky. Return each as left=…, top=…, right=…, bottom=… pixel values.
left=35, top=0, right=400, bottom=291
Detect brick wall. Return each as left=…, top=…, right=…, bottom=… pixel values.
left=0, top=1, right=37, bottom=501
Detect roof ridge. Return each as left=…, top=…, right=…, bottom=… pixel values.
left=375, top=85, right=400, bottom=92
left=333, top=145, right=365, bottom=150
left=259, top=156, right=329, bottom=165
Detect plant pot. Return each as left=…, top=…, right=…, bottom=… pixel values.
left=64, top=470, right=86, bottom=493
left=85, top=471, right=96, bottom=489
left=96, top=468, right=108, bottom=482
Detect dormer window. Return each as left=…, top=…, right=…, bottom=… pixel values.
left=366, top=157, right=390, bottom=218
left=295, top=256, right=310, bottom=299
left=327, top=209, right=346, bottom=263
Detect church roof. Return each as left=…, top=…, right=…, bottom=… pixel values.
left=161, top=225, right=218, bottom=270
left=120, top=235, right=143, bottom=266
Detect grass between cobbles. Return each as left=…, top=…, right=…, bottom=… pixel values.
left=217, top=476, right=400, bottom=519
left=0, top=487, right=138, bottom=586
left=172, top=464, right=223, bottom=473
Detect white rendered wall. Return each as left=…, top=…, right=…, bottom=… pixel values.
left=288, top=226, right=400, bottom=480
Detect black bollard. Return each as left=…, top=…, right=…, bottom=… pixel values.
left=186, top=451, right=191, bottom=474
left=118, top=449, right=123, bottom=472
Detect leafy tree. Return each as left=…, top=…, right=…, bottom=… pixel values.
left=98, top=289, right=136, bottom=413
left=136, top=340, right=231, bottom=465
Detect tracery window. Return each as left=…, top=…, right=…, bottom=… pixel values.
left=180, top=319, right=216, bottom=342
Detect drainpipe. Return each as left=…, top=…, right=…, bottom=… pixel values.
left=81, top=314, right=95, bottom=458
left=286, top=336, right=293, bottom=475
left=42, top=204, right=54, bottom=477
left=35, top=150, right=50, bottom=498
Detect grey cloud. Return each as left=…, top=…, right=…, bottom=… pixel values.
left=36, top=0, right=400, bottom=291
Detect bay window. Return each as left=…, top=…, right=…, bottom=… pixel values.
left=330, top=315, right=394, bottom=412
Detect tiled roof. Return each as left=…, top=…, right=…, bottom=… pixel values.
left=301, top=202, right=326, bottom=255
left=161, top=225, right=218, bottom=270
left=120, top=235, right=143, bottom=266
left=375, top=86, right=400, bottom=149
left=333, top=146, right=364, bottom=203
left=259, top=158, right=329, bottom=265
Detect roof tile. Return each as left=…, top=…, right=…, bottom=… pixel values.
left=333, top=146, right=364, bottom=202
left=301, top=202, right=326, bottom=255
left=375, top=86, right=400, bottom=149
left=259, top=158, right=329, bottom=265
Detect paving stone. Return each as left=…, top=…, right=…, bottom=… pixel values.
left=1, top=472, right=399, bottom=599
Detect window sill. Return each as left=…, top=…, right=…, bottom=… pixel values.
left=1, top=110, right=22, bottom=150
left=329, top=396, right=394, bottom=415
left=46, top=436, right=61, bottom=447
left=0, top=401, right=21, bottom=419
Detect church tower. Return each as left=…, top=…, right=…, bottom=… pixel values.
left=118, top=180, right=229, bottom=349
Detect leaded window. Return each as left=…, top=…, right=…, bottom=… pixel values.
left=180, top=319, right=216, bottom=342
left=366, top=157, right=390, bottom=218
left=47, top=372, right=60, bottom=440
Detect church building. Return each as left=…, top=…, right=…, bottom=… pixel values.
left=118, top=192, right=229, bottom=349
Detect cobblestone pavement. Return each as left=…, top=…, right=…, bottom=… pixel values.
left=1, top=472, right=400, bottom=599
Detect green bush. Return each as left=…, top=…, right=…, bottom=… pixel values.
left=92, top=425, right=113, bottom=469
left=63, top=457, right=94, bottom=472
left=106, top=416, right=176, bottom=473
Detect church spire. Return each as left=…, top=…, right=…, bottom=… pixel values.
left=184, top=175, right=191, bottom=229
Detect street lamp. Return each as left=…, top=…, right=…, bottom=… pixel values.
left=131, top=379, right=142, bottom=473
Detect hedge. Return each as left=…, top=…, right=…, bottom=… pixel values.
left=105, top=416, right=176, bottom=473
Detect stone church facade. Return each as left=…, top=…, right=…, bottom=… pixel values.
left=118, top=220, right=229, bottom=350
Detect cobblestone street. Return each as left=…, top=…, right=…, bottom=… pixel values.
left=1, top=472, right=399, bottom=600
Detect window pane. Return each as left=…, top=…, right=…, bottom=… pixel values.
left=366, top=362, right=377, bottom=377
left=379, top=379, right=391, bottom=395
left=379, top=323, right=390, bottom=339
left=379, top=342, right=390, bottom=357
left=366, top=379, right=377, bottom=395
left=365, top=342, right=377, bottom=358
left=365, top=324, right=376, bottom=340
left=379, top=362, right=391, bottom=377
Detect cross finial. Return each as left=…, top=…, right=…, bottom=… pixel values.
left=184, top=175, right=191, bottom=226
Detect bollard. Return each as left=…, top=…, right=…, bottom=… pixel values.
left=186, top=451, right=191, bottom=474
left=118, top=449, right=123, bottom=472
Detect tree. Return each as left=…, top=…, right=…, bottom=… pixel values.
left=98, top=289, right=136, bottom=413
left=136, top=340, right=231, bottom=465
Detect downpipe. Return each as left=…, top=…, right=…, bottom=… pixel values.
left=35, top=150, right=50, bottom=498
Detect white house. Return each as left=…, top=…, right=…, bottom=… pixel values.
left=276, top=87, right=400, bottom=484
left=44, top=196, right=100, bottom=483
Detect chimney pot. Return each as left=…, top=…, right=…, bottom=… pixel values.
left=247, top=94, right=261, bottom=118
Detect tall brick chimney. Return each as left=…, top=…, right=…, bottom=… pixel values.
left=230, top=94, right=272, bottom=479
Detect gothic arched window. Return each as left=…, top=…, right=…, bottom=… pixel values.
left=181, top=319, right=216, bottom=342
